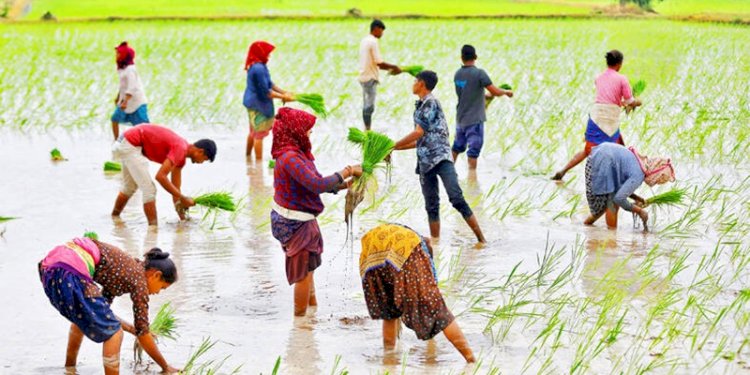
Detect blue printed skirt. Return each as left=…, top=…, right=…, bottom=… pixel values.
left=111, top=104, right=150, bottom=125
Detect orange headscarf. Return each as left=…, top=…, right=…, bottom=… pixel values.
left=244, top=41, right=275, bottom=70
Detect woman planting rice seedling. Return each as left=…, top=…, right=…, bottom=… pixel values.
left=243, top=40, right=295, bottom=160
left=38, top=238, right=180, bottom=374
left=111, top=42, right=150, bottom=141
left=270, top=107, right=362, bottom=316
left=452, top=45, right=513, bottom=171
left=358, top=19, right=402, bottom=130
left=110, top=124, right=217, bottom=226
left=552, top=50, right=643, bottom=181
left=392, top=70, right=486, bottom=243
left=584, top=143, right=675, bottom=231
left=359, top=224, right=475, bottom=362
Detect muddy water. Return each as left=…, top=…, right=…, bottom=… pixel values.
left=0, top=119, right=737, bottom=375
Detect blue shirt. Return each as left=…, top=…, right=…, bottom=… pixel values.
left=413, top=94, right=452, bottom=175
left=243, top=63, right=275, bottom=118
left=589, top=143, right=645, bottom=211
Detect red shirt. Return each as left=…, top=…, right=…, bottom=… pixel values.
left=124, top=124, right=189, bottom=167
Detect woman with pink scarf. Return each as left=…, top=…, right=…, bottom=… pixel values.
left=111, top=41, right=150, bottom=140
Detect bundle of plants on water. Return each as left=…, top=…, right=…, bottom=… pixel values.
left=645, top=188, right=686, bottom=207
left=293, top=93, right=327, bottom=117
left=50, top=148, right=65, bottom=161
left=193, top=192, right=237, bottom=212
left=344, top=129, right=395, bottom=228
left=134, top=302, right=178, bottom=363
left=400, top=65, right=424, bottom=77
left=103, top=161, right=121, bottom=172
left=485, top=83, right=513, bottom=108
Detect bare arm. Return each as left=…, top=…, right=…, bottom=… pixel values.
left=393, top=125, right=424, bottom=151
left=271, top=84, right=287, bottom=95
left=137, top=332, right=179, bottom=373
left=155, top=160, right=194, bottom=208
left=378, top=62, right=401, bottom=74
left=485, top=84, right=512, bottom=98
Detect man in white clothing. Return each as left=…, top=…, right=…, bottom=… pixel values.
left=358, top=19, right=401, bottom=130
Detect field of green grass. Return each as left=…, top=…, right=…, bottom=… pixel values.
left=16, top=0, right=750, bottom=20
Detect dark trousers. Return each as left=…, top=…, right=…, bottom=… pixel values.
left=419, top=160, right=473, bottom=222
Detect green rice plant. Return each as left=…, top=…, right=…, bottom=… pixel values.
left=268, top=159, right=275, bottom=169
left=83, top=231, right=98, bottom=240
left=0, top=216, right=18, bottom=222
left=500, top=83, right=513, bottom=90
left=135, top=302, right=178, bottom=363
left=347, top=127, right=367, bottom=145
left=294, top=93, right=327, bottom=117
left=194, top=192, right=237, bottom=212
left=103, top=161, right=121, bottom=172
left=646, top=188, right=686, bottom=207
left=631, top=79, right=647, bottom=97
left=345, top=131, right=394, bottom=227
left=182, top=337, right=241, bottom=375
left=400, top=65, right=424, bottom=77
left=50, top=148, right=65, bottom=161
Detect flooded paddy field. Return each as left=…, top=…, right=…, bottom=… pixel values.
left=0, top=19, right=749, bottom=374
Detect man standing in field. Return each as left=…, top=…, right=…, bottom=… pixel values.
left=358, top=19, right=402, bottom=130
left=452, top=45, right=513, bottom=171
left=111, top=124, right=217, bottom=226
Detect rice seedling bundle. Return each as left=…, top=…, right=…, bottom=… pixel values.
left=50, top=148, right=65, bottom=161
left=268, top=159, right=275, bottom=169
left=347, top=127, right=367, bottom=145
left=103, top=161, right=121, bottom=172
left=345, top=131, right=395, bottom=226
left=193, top=192, right=237, bottom=212
left=294, top=93, right=327, bottom=117
left=400, top=65, right=424, bottom=77
left=500, top=83, right=513, bottom=90
left=83, top=231, right=98, bottom=240
left=631, top=79, right=647, bottom=97
left=134, top=302, right=178, bottom=363
left=646, top=188, right=685, bottom=207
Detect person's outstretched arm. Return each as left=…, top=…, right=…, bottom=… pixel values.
left=393, top=124, right=424, bottom=151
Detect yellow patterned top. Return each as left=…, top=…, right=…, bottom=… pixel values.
left=359, top=224, right=423, bottom=277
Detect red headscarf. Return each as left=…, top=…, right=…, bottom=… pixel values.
left=115, top=41, right=135, bottom=69
left=271, top=107, right=316, bottom=160
left=244, top=41, right=275, bottom=70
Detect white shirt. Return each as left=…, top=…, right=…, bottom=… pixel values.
left=358, top=34, right=383, bottom=83
left=117, top=65, right=148, bottom=113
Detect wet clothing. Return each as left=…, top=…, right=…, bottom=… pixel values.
left=420, top=160, right=473, bottom=222
left=413, top=94, right=452, bottom=175
left=270, top=210, right=323, bottom=284
left=123, top=124, right=189, bottom=168
left=595, top=68, right=634, bottom=106
left=454, top=65, right=492, bottom=128
left=360, top=224, right=454, bottom=340
left=116, top=65, right=148, bottom=114
left=586, top=143, right=644, bottom=213
left=39, top=240, right=152, bottom=340
left=247, top=108, right=274, bottom=139
left=452, top=122, right=484, bottom=158
left=243, top=63, right=275, bottom=119
left=111, top=104, right=150, bottom=126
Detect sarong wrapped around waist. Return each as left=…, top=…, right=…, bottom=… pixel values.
left=585, top=103, right=622, bottom=145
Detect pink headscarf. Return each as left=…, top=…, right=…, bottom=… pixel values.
left=629, top=147, right=676, bottom=186
left=115, top=41, right=135, bottom=70
left=271, top=107, right=316, bottom=160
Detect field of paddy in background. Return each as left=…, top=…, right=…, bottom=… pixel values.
left=1, top=19, right=749, bottom=374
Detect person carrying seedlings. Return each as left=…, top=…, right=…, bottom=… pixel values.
left=452, top=44, right=513, bottom=170
left=392, top=70, right=486, bottom=243
left=360, top=223, right=475, bottom=362
left=552, top=50, right=642, bottom=180
left=111, top=41, right=150, bottom=141
left=111, top=124, right=217, bottom=226
left=270, top=107, right=362, bottom=316
left=358, top=19, right=402, bottom=130
left=584, top=143, right=675, bottom=231
left=38, top=238, right=180, bottom=374
left=243, top=40, right=295, bottom=160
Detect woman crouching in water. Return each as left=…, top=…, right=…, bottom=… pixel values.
left=38, top=237, right=180, bottom=374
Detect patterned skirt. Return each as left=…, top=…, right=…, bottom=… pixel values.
left=585, top=158, right=613, bottom=217
left=362, top=247, right=454, bottom=340
left=271, top=210, right=323, bottom=285
left=247, top=108, right=275, bottom=139
left=40, top=265, right=121, bottom=343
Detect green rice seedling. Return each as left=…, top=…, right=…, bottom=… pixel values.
left=646, top=188, right=686, bottom=207
left=268, top=159, right=275, bottom=169
left=83, top=231, right=98, bottom=240
left=294, top=93, right=327, bottom=117
left=347, top=127, right=366, bottom=145
left=400, top=65, right=424, bottom=77
left=271, top=356, right=281, bottom=375
left=50, top=148, right=65, bottom=161
left=103, top=161, right=121, bottom=172
left=344, top=131, right=394, bottom=228
left=135, top=302, right=178, bottom=363
left=182, top=337, right=241, bottom=375
left=631, top=79, right=647, bottom=97
left=500, top=83, right=513, bottom=90
left=194, top=192, right=237, bottom=212
left=0, top=216, right=18, bottom=222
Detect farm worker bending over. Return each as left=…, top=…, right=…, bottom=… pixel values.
left=38, top=239, right=180, bottom=374
left=111, top=41, right=150, bottom=140
left=358, top=19, right=402, bottom=130
left=452, top=44, right=513, bottom=171
left=392, top=70, right=486, bottom=244
left=359, top=223, right=475, bottom=362
left=111, top=124, right=217, bottom=226
left=243, top=40, right=295, bottom=160
left=552, top=49, right=642, bottom=180
left=584, top=143, right=674, bottom=231
left=270, top=107, right=362, bottom=316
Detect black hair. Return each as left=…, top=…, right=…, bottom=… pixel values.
left=605, top=50, right=624, bottom=67
left=370, top=19, right=386, bottom=31
left=461, top=44, right=477, bottom=61
left=194, top=139, right=217, bottom=162
left=416, top=70, right=438, bottom=91
left=144, top=248, right=178, bottom=283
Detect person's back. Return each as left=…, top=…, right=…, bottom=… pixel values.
left=589, top=143, right=643, bottom=194
left=358, top=34, right=381, bottom=83
left=124, top=124, right=188, bottom=167
left=595, top=68, right=632, bottom=106
left=454, top=65, right=491, bottom=127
